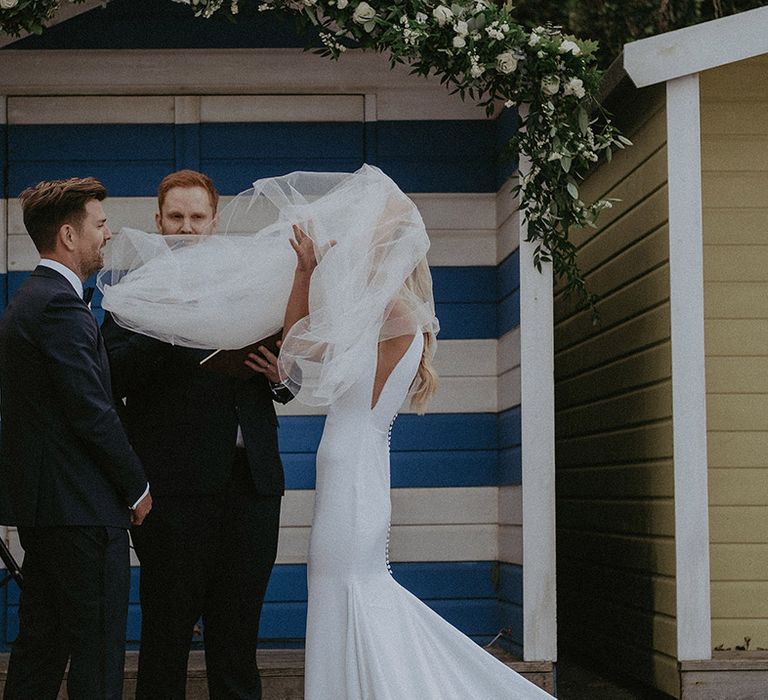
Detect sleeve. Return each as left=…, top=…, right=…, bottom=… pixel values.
left=40, top=295, right=148, bottom=507
left=270, top=381, right=295, bottom=405
left=101, top=311, right=174, bottom=400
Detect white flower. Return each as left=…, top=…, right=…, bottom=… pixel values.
left=352, top=1, right=376, bottom=24
left=171, top=0, right=191, bottom=4
left=500, top=23, right=509, bottom=33
left=400, top=14, right=408, bottom=24
left=453, top=35, right=466, bottom=48
left=415, top=11, right=427, bottom=23
left=548, top=151, right=563, bottom=161
left=470, top=63, right=484, bottom=79
left=432, top=5, right=453, bottom=26
left=454, top=19, right=468, bottom=37
left=563, top=77, right=586, bottom=98
left=337, top=0, right=348, bottom=7
left=559, top=39, right=581, bottom=56
left=495, top=51, right=518, bottom=74
left=528, top=32, right=541, bottom=47
left=541, top=75, right=560, bottom=96
left=302, top=0, right=317, bottom=6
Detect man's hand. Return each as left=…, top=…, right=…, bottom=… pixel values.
left=131, top=491, right=153, bottom=526
left=244, top=342, right=282, bottom=384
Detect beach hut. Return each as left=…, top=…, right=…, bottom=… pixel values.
left=0, top=1, right=555, bottom=693
left=554, top=7, right=768, bottom=698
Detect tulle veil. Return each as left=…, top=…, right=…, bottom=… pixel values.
left=97, top=164, right=439, bottom=405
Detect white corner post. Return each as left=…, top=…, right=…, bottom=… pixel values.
left=517, top=104, right=557, bottom=662
left=666, top=74, right=712, bottom=660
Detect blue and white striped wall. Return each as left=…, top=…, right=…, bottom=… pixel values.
left=1, top=45, right=555, bottom=662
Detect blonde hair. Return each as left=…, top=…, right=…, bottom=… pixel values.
left=405, top=258, right=439, bottom=414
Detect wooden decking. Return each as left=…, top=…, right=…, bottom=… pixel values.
left=0, top=648, right=554, bottom=698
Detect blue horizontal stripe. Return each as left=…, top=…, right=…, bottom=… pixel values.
left=278, top=413, right=498, bottom=453
left=435, top=302, right=497, bottom=339
left=497, top=250, right=520, bottom=301
left=283, top=449, right=502, bottom=490
left=3, top=561, right=524, bottom=649
left=6, top=120, right=503, bottom=196
left=201, top=123, right=364, bottom=159
left=431, top=267, right=497, bottom=303
left=499, top=447, right=522, bottom=485
left=9, top=124, right=174, bottom=162
left=498, top=289, right=521, bottom=337
left=10, top=162, right=175, bottom=199
left=377, top=121, right=497, bottom=159
left=498, top=406, right=521, bottom=450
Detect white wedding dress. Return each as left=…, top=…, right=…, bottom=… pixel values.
left=304, top=331, right=553, bottom=700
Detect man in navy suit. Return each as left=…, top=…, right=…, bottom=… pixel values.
left=0, top=177, right=152, bottom=699
left=102, top=170, right=290, bottom=699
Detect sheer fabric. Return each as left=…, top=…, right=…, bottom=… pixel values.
left=97, top=165, right=438, bottom=405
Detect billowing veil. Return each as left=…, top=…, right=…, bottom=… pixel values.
left=97, top=164, right=439, bottom=405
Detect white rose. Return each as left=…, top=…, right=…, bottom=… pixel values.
left=453, top=35, right=466, bottom=48
left=352, top=1, right=376, bottom=24
left=0, top=0, right=18, bottom=6
left=454, top=20, right=468, bottom=37
left=415, top=11, right=427, bottom=23
left=563, top=77, right=586, bottom=98
left=470, top=63, right=484, bottom=79
left=432, top=5, right=453, bottom=26
left=559, top=39, right=581, bottom=56
left=528, top=32, right=540, bottom=47
left=495, top=51, right=518, bottom=74
left=337, top=0, right=348, bottom=7
left=541, top=75, right=560, bottom=96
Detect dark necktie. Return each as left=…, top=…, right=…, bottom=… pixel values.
left=83, top=287, right=95, bottom=304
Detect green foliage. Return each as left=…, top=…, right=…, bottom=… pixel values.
left=0, top=0, right=85, bottom=37
left=513, top=0, right=768, bottom=67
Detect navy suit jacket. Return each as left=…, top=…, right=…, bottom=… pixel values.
left=102, top=312, right=287, bottom=497
left=0, top=266, right=148, bottom=528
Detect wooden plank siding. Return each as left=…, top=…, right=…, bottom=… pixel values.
left=700, top=54, right=768, bottom=652
left=553, top=82, right=680, bottom=697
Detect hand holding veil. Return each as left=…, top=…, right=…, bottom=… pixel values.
left=97, top=164, right=439, bottom=405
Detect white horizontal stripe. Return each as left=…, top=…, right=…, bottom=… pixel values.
left=496, top=185, right=521, bottom=263
left=9, top=195, right=500, bottom=270
left=276, top=523, right=499, bottom=564
left=280, top=487, right=499, bottom=528
left=497, top=326, right=521, bottom=375
left=498, top=366, right=521, bottom=412
left=375, top=87, right=495, bottom=121
left=175, top=96, right=200, bottom=125
left=434, top=339, right=497, bottom=377
left=8, top=96, right=175, bottom=124
left=200, top=95, right=365, bottom=122
left=426, top=229, right=496, bottom=267
left=498, top=486, right=522, bottom=526
left=0, top=50, right=491, bottom=120
left=276, top=375, right=497, bottom=416
left=410, top=193, right=497, bottom=231
left=498, top=524, right=523, bottom=565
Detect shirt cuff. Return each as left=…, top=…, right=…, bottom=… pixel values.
left=130, top=483, right=150, bottom=510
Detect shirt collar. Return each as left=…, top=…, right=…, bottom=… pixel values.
left=38, top=259, right=84, bottom=299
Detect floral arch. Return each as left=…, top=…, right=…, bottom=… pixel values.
left=1, top=0, right=627, bottom=301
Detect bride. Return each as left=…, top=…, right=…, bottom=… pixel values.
left=99, top=165, right=554, bottom=699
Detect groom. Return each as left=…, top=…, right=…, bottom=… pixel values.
left=0, top=177, right=151, bottom=698
left=102, top=169, right=291, bottom=699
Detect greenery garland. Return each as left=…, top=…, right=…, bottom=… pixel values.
left=2, top=0, right=630, bottom=305
left=0, top=0, right=84, bottom=36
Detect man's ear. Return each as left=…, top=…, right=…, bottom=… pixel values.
left=57, top=223, right=78, bottom=252
left=155, top=211, right=163, bottom=234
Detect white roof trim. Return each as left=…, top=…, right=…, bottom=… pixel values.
left=0, top=0, right=110, bottom=49
left=624, top=5, right=768, bottom=88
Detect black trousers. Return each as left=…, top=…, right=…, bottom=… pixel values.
left=4, top=526, right=130, bottom=700
left=131, top=453, right=282, bottom=700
